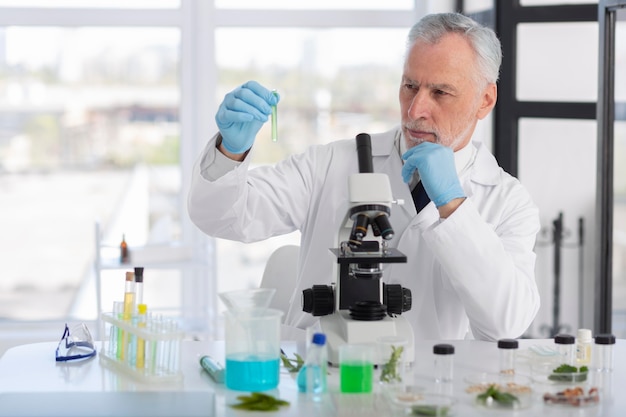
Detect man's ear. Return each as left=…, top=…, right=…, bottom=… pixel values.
left=476, top=83, right=497, bottom=120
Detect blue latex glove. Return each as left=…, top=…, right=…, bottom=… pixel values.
left=401, top=142, right=466, bottom=207
left=215, top=81, right=280, bottom=154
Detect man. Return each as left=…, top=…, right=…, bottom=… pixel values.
left=188, top=12, right=540, bottom=341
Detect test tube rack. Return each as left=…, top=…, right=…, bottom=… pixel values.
left=100, top=312, right=184, bottom=383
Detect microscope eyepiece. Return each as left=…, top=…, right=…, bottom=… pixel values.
left=356, top=133, right=373, bottom=174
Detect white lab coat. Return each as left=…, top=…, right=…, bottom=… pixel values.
left=188, top=127, right=540, bottom=341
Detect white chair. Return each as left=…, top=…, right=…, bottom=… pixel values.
left=260, top=245, right=300, bottom=322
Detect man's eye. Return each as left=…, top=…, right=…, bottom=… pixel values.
left=434, top=89, right=448, bottom=96
left=404, top=83, right=417, bottom=90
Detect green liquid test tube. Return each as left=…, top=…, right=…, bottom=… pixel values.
left=271, top=90, right=278, bottom=142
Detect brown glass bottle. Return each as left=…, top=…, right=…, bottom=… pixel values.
left=120, top=234, right=129, bottom=263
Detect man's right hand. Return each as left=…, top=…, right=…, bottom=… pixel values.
left=215, top=81, right=280, bottom=155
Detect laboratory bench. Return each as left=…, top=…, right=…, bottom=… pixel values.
left=0, top=331, right=622, bottom=416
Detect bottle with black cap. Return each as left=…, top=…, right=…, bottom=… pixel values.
left=593, top=333, right=616, bottom=372
left=498, top=339, right=519, bottom=375
left=554, top=334, right=576, bottom=366
left=433, top=343, right=454, bottom=382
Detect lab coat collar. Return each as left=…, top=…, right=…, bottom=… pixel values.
left=370, top=128, right=401, bottom=157
left=468, top=141, right=502, bottom=186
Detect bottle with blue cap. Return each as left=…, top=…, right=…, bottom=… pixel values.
left=297, top=332, right=327, bottom=401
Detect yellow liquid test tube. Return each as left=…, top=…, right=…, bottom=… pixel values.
left=136, top=303, right=147, bottom=369
left=271, top=90, right=278, bottom=142
left=121, top=271, right=135, bottom=361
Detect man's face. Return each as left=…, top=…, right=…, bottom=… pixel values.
left=399, top=33, right=497, bottom=152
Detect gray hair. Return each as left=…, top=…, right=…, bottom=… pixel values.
left=407, top=13, right=502, bottom=86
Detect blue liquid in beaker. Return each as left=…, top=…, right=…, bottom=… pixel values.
left=225, top=354, right=280, bottom=391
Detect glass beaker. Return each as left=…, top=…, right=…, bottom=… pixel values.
left=219, top=288, right=276, bottom=313
left=376, top=336, right=408, bottom=390
left=223, top=307, right=283, bottom=391
left=339, top=343, right=375, bottom=393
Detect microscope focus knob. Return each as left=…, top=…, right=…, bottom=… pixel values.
left=384, top=284, right=412, bottom=315
left=302, top=285, right=334, bottom=316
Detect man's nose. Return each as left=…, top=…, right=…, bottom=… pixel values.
left=407, top=91, right=431, bottom=120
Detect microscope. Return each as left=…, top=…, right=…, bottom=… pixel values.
left=302, top=133, right=414, bottom=366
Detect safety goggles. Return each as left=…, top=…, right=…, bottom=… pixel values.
left=55, top=323, right=97, bottom=362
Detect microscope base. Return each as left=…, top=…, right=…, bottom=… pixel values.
left=320, top=311, right=414, bottom=366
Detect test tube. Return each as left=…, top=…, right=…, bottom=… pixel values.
left=433, top=343, right=454, bottom=383
left=110, top=301, right=123, bottom=357
left=136, top=303, right=147, bottom=370
left=134, top=267, right=144, bottom=309
left=271, top=90, right=278, bottom=142
left=168, top=319, right=180, bottom=374
left=121, top=271, right=135, bottom=361
left=162, top=319, right=172, bottom=375
left=114, top=301, right=124, bottom=360
left=129, top=312, right=138, bottom=367
left=145, top=312, right=156, bottom=376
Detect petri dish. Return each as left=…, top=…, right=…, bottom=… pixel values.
left=389, top=390, right=457, bottom=416
left=542, top=385, right=600, bottom=408
left=464, top=373, right=533, bottom=410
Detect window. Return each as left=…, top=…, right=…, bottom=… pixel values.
left=0, top=25, right=183, bottom=322
left=517, top=22, right=598, bottom=102
left=0, top=2, right=423, bottom=340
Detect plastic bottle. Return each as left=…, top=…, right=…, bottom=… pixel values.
left=576, top=329, right=592, bottom=366
left=297, top=333, right=327, bottom=401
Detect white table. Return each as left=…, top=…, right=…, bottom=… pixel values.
left=0, top=337, right=622, bottom=416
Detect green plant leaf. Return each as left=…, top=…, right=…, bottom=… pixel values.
left=230, top=392, right=290, bottom=412
left=280, top=352, right=305, bottom=373
left=476, top=384, right=519, bottom=408
left=379, top=345, right=404, bottom=383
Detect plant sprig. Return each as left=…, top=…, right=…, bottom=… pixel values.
left=412, top=405, right=451, bottom=416
left=476, top=384, right=519, bottom=408
left=380, top=345, right=404, bottom=383
left=548, top=364, right=589, bottom=382
left=280, top=352, right=305, bottom=373
left=229, top=392, right=290, bottom=412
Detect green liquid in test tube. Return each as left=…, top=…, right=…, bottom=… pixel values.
left=271, top=90, right=278, bottom=142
